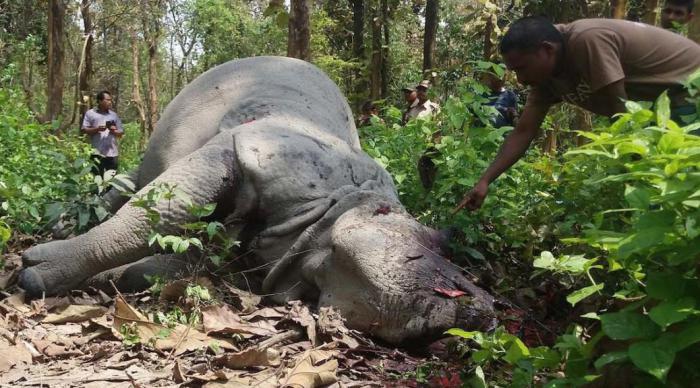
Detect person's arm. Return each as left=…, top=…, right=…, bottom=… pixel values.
left=81, top=113, right=106, bottom=135
left=110, top=115, right=125, bottom=139
left=454, top=101, right=550, bottom=212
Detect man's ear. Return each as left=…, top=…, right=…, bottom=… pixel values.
left=540, top=41, right=557, bottom=55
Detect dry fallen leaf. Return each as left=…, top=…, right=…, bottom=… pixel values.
left=31, top=338, right=82, bottom=358
left=112, top=295, right=235, bottom=355
left=215, top=346, right=281, bottom=369
left=159, top=277, right=216, bottom=303
left=317, top=307, right=359, bottom=349
left=284, top=301, right=317, bottom=346
left=0, top=342, right=33, bottom=373
left=223, top=283, right=262, bottom=314
left=202, top=304, right=277, bottom=337
left=43, top=304, right=108, bottom=324
left=281, top=349, right=339, bottom=388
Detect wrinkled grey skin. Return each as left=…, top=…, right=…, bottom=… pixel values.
left=20, top=56, right=495, bottom=344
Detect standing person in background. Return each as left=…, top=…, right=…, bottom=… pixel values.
left=660, top=0, right=695, bottom=31
left=401, top=86, right=419, bottom=124
left=358, top=101, right=381, bottom=127
left=456, top=16, right=700, bottom=212
left=81, top=90, right=124, bottom=177
left=482, top=70, right=518, bottom=127
left=406, top=80, right=441, bottom=121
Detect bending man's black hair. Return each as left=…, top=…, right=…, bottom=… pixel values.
left=499, top=16, right=564, bottom=54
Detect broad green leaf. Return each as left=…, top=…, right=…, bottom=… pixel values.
left=600, top=312, right=660, bottom=340
left=655, top=92, right=671, bottom=128
left=471, top=366, right=487, bottom=388
left=567, top=283, right=604, bottom=306
left=530, top=347, right=561, bottom=369
left=94, top=206, right=109, bottom=221
left=646, top=272, right=688, bottom=300
left=625, top=185, right=650, bottom=209
left=464, top=246, right=485, bottom=260
left=78, top=207, right=90, bottom=228
left=649, top=297, right=695, bottom=328
left=673, top=321, right=700, bottom=351
left=686, top=212, right=700, bottom=239
left=503, top=337, right=530, bottom=364
left=445, top=328, right=478, bottom=339
left=533, top=251, right=555, bottom=269
left=593, top=351, right=628, bottom=370
left=628, top=340, right=675, bottom=381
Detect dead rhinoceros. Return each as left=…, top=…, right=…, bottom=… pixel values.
left=20, top=56, right=495, bottom=344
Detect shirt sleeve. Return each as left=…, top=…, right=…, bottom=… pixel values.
left=568, top=28, right=625, bottom=93
left=81, top=111, right=92, bottom=130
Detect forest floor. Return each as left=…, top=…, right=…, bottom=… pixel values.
left=0, top=235, right=574, bottom=387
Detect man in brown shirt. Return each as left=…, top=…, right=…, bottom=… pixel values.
left=456, top=16, right=700, bottom=212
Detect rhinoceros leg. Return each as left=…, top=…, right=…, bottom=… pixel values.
left=85, top=254, right=191, bottom=293
left=317, top=203, right=497, bottom=344
left=19, top=133, right=237, bottom=298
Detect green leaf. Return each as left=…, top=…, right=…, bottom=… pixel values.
left=464, top=246, right=485, bottom=260
left=600, top=312, right=660, bottom=340
left=567, top=283, right=604, bottom=306
left=624, top=185, right=650, bottom=209
left=78, top=207, right=90, bottom=228
left=530, top=347, right=561, bottom=370
left=503, top=337, right=530, bottom=364
left=445, top=328, right=478, bottom=339
left=533, top=251, right=555, bottom=269
left=673, top=321, right=700, bottom=351
left=649, top=297, right=696, bottom=328
left=188, top=237, right=203, bottom=250
left=655, top=91, right=671, bottom=128
left=646, top=272, right=688, bottom=300
left=470, top=366, right=487, bottom=388
left=94, top=206, right=109, bottom=221
left=628, top=340, right=675, bottom=381
left=593, top=351, right=628, bottom=370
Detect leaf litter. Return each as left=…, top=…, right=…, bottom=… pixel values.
left=0, top=266, right=435, bottom=387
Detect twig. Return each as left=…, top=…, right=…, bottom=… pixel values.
left=165, top=322, right=192, bottom=363
left=256, top=328, right=304, bottom=349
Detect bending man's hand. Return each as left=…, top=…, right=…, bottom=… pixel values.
left=454, top=180, right=489, bottom=212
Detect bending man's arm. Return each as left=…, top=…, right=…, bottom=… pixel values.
left=455, top=101, right=550, bottom=212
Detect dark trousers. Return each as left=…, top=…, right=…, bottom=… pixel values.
left=91, top=154, right=118, bottom=177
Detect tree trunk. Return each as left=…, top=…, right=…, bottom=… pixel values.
left=141, top=0, right=163, bottom=136
left=688, top=0, right=700, bottom=43
left=46, top=0, right=66, bottom=126
left=380, top=0, right=389, bottom=98
left=79, top=0, right=93, bottom=126
left=369, top=1, right=382, bottom=99
left=423, top=0, right=438, bottom=75
left=287, top=0, right=311, bottom=61
left=146, top=40, right=159, bottom=136
left=129, top=31, right=148, bottom=145
left=611, top=0, right=627, bottom=19
left=640, top=0, right=659, bottom=24
left=483, top=14, right=494, bottom=60
left=351, top=0, right=364, bottom=58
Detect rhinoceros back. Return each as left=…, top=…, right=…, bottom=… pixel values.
left=139, top=56, right=360, bottom=187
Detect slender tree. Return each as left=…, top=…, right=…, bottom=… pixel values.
left=641, top=0, right=659, bottom=24
left=287, top=0, right=311, bottom=60
left=140, top=0, right=165, bottom=136
left=45, top=0, right=66, bottom=126
left=369, top=0, right=382, bottom=99
left=611, top=0, right=628, bottom=19
left=78, top=0, right=93, bottom=124
left=423, top=0, right=438, bottom=75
